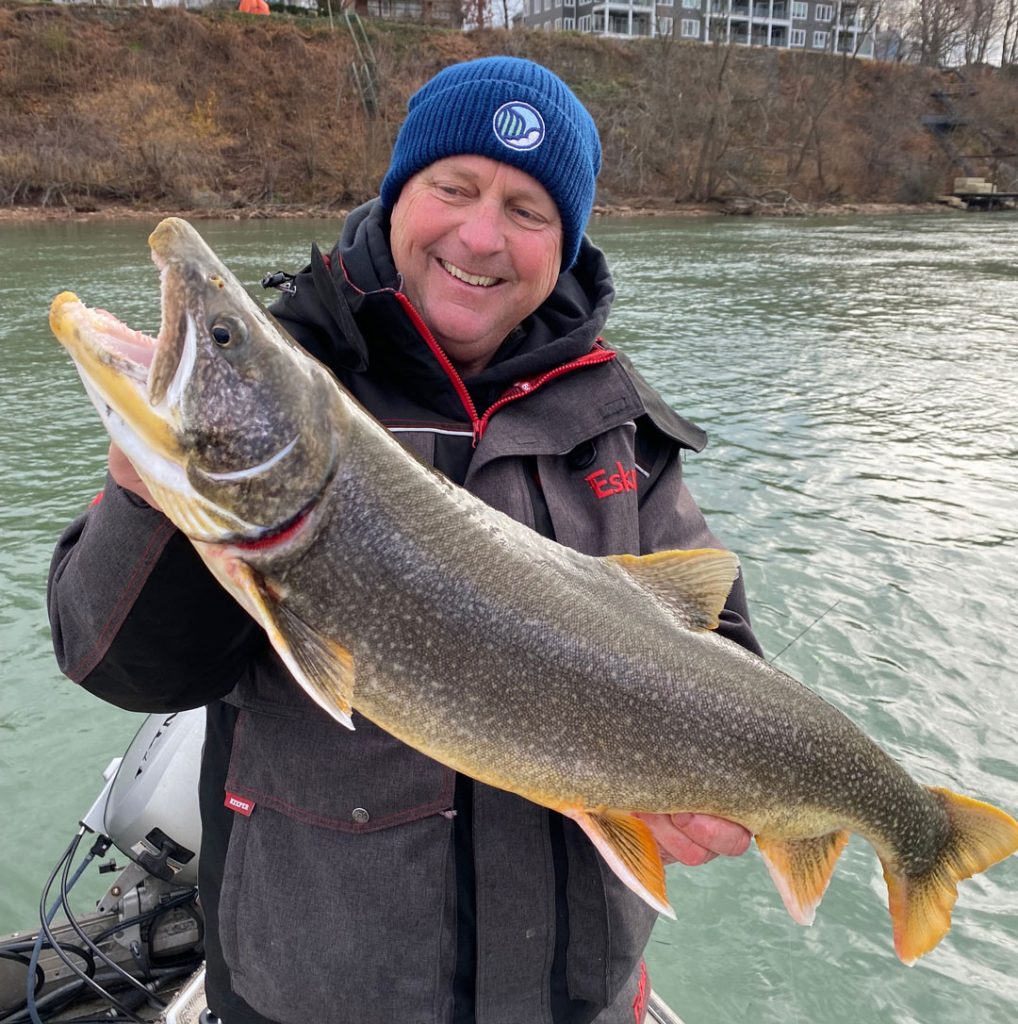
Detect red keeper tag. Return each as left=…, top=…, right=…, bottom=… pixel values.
left=224, top=792, right=255, bottom=816
left=632, top=960, right=648, bottom=1023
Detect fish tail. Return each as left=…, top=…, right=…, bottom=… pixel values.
left=880, top=787, right=1018, bottom=965
left=756, top=830, right=851, bottom=926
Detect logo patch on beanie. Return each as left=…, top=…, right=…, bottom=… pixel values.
left=492, top=102, right=545, bottom=152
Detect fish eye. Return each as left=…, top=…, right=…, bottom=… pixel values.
left=210, top=317, right=248, bottom=349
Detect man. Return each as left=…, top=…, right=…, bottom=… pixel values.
left=49, top=57, right=760, bottom=1024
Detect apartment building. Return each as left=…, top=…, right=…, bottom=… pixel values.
left=520, top=0, right=875, bottom=57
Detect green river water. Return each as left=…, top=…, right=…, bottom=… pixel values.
left=1, top=211, right=1016, bottom=1023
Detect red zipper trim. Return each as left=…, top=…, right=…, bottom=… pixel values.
left=336, top=255, right=484, bottom=439
left=336, top=255, right=615, bottom=445
left=475, top=346, right=617, bottom=443
left=390, top=292, right=483, bottom=440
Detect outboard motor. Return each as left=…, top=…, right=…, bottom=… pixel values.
left=103, top=710, right=205, bottom=886
left=0, top=710, right=207, bottom=1021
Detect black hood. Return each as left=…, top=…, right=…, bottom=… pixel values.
left=270, top=200, right=616, bottom=419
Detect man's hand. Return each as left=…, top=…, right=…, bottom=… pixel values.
left=634, top=812, right=751, bottom=867
left=108, top=442, right=161, bottom=511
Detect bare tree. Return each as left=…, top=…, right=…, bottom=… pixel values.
left=461, top=0, right=491, bottom=28
left=959, top=0, right=1002, bottom=63
left=1000, top=0, right=1018, bottom=62
left=908, top=0, right=967, bottom=64
left=489, top=0, right=523, bottom=26
left=689, top=45, right=736, bottom=201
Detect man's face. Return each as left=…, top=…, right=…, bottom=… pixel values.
left=389, top=155, right=564, bottom=377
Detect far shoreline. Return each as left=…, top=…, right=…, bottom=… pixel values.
left=0, top=199, right=960, bottom=226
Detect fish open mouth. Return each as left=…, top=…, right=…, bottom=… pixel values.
left=52, top=216, right=338, bottom=546
left=52, top=242, right=172, bottom=368
left=92, top=308, right=159, bottom=372
left=50, top=294, right=157, bottom=381
left=50, top=243, right=190, bottom=414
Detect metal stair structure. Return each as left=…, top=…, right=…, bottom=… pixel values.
left=344, top=10, right=380, bottom=118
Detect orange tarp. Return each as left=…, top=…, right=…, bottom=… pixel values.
left=238, top=0, right=270, bottom=13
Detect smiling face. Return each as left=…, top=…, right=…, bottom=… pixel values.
left=389, top=155, right=563, bottom=377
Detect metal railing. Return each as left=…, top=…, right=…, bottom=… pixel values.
left=341, top=10, right=379, bottom=118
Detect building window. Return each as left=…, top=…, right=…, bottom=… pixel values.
left=579, top=13, right=592, bottom=29
left=659, top=15, right=673, bottom=32
left=543, top=0, right=551, bottom=11
left=790, top=27, right=806, bottom=44
left=682, top=0, right=698, bottom=7
left=554, top=16, right=562, bottom=28
left=791, top=0, right=807, bottom=17
left=813, top=29, right=828, bottom=46
left=681, top=17, right=699, bottom=35
left=660, top=0, right=675, bottom=6
left=563, top=15, right=574, bottom=28
left=815, top=3, right=833, bottom=20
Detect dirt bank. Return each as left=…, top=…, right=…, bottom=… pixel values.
left=2, top=3, right=1015, bottom=216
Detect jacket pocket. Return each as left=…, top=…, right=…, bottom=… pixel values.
left=218, top=707, right=457, bottom=1024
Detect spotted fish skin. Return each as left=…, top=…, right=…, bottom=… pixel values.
left=50, top=218, right=1018, bottom=965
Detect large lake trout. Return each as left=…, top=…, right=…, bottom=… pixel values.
left=50, top=218, right=1018, bottom=964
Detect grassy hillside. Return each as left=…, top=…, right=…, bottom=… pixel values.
left=2, top=2, right=1016, bottom=214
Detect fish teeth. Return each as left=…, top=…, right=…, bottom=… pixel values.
left=440, top=259, right=499, bottom=287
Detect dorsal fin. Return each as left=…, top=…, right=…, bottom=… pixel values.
left=607, top=547, right=740, bottom=630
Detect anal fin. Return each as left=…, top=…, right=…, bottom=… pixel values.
left=756, top=830, right=850, bottom=926
left=566, top=808, right=674, bottom=919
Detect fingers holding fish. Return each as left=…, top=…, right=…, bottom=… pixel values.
left=634, top=811, right=752, bottom=866
left=108, top=441, right=161, bottom=510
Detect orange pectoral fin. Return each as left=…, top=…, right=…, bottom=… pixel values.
left=756, top=830, right=850, bottom=926
left=565, top=808, right=674, bottom=919
left=194, top=544, right=355, bottom=729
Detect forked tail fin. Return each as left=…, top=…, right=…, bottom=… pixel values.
left=880, top=787, right=1018, bottom=965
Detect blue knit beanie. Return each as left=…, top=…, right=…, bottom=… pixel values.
left=380, top=57, right=602, bottom=270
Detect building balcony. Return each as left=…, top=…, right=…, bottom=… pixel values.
left=589, top=5, right=654, bottom=33
left=712, top=0, right=789, bottom=16
left=753, top=2, right=790, bottom=17
left=592, top=0, right=654, bottom=8
left=710, top=0, right=751, bottom=14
